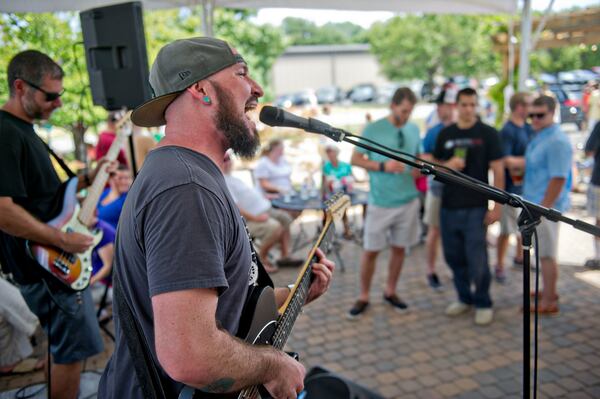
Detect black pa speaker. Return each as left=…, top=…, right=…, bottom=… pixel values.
left=80, top=1, right=151, bottom=110
left=303, top=367, right=386, bottom=399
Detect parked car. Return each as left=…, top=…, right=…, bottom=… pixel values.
left=346, top=83, right=377, bottom=103
left=549, top=85, right=585, bottom=130
left=275, top=90, right=318, bottom=109
left=316, top=86, right=344, bottom=104
left=376, top=83, right=400, bottom=104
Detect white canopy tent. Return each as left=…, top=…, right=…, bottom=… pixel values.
left=0, top=0, right=518, bottom=14
left=1, top=0, right=531, bottom=88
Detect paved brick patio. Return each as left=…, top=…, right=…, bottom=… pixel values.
left=2, top=198, right=600, bottom=398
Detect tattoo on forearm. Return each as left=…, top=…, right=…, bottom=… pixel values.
left=200, top=378, right=235, bottom=393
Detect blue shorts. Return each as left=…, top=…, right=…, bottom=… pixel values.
left=20, top=281, right=104, bottom=364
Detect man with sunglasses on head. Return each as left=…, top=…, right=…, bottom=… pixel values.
left=433, top=87, right=504, bottom=326
left=348, top=87, right=422, bottom=319
left=506, top=95, right=572, bottom=315
left=0, top=50, right=108, bottom=399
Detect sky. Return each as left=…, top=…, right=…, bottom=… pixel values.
left=253, top=0, right=600, bottom=28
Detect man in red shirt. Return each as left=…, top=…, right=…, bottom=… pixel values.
left=95, top=111, right=128, bottom=165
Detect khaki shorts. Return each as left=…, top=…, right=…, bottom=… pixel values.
left=423, top=192, right=441, bottom=227
left=363, top=199, right=421, bottom=252
left=246, top=208, right=293, bottom=242
left=587, top=185, right=600, bottom=219
left=268, top=208, right=293, bottom=228
left=534, top=218, right=560, bottom=260
left=500, top=204, right=519, bottom=236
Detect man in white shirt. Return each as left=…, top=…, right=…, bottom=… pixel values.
left=223, top=153, right=302, bottom=272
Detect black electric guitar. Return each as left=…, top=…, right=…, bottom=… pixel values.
left=179, top=192, right=350, bottom=399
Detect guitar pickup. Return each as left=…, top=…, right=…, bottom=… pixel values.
left=53, top=259, right=70, bottom=275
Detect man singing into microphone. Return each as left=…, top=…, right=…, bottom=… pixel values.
left=348, top=87, right=422, bottom=318
left=98, top=37, right=335, bottom=399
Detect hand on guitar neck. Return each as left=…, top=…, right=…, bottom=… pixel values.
left=78, top=157, right=118, bottom=192
left=303, top=248, right=334, bottom=305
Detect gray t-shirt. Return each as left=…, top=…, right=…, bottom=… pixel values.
left=99, top=146, right=254, bottom=399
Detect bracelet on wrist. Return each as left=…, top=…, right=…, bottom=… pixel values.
left=84, top=172, right=91, bottom=186
left=379, top=162, right=385, bottom=172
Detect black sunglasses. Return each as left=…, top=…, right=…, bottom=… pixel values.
left=398, top=129, right=405, bottom=148
left=529, top=112, right=547, bottom=119
left=19, top=78, right=64, bottom=102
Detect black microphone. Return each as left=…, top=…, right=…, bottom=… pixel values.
left=259, top=106, right=346, bottom=142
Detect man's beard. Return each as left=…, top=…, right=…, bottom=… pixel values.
left=212, top=82, right=260, bottom=159
left=22, top=92, right=45, bottom=120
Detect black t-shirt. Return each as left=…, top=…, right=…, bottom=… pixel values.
left=0, top=110, right=63, bottom=284
left=99, top=146, right=263, bottom=399
left=585, top=121, right=600, bottom=186
left=433, top=121, right=503, bottom=209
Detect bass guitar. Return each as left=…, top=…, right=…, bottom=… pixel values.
left=27, top=112, right=131, bottom=291
left=179, top=192, right=350, bottom=399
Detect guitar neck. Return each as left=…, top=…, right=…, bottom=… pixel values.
left=79, top=126, right=129, bottom=225
left=271, top=220, right=336, bottom=350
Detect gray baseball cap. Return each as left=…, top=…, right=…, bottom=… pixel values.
left=131, top=37, right=246, bottom=127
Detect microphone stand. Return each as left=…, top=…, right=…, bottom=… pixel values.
left=320, top=128, right=600, bottom=399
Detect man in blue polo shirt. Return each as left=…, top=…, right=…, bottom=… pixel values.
left=495, top=92, right=533, bottom=283
left=507, top=95, right=572, bottom=315
left=348, top=87, right=421, bottom=318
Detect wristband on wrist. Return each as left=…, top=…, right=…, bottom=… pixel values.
left=379, top=162, right=385, bottom=172
left=287, top=284, right=295, bottom=293
left=84, top=172, right=91, bottom=186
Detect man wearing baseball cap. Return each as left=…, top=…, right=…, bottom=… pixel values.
left=98, top=37, right=334, bottom=399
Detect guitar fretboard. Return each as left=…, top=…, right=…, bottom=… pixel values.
left=78, top=126, right=129, bottom=225
left=271, top=224, right=335, bottom=350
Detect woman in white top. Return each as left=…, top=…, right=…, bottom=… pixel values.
left=254, top=139, right=293, bottom=194
left=254, top=139, right=300, bottom=219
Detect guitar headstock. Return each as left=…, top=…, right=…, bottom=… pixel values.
left=324, top=192, right=351, bottom=224
left=114, top=110, right=133, bottom=135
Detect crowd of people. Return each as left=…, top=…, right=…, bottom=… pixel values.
left=345, top=84, right=580, bottom=325
left=0, top=37, right=599, bottom=399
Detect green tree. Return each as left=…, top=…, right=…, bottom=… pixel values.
left=282, top=17, right=367, bottom=45
left=0, top=8, right=285, bottom=161
left=368, top=14, right=504, bottom=87
left=530, top=45, right=600, bottom=75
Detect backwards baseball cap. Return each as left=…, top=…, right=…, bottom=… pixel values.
left=435, top=87, right=458, bottom=105
left=131, top=37, right=246, bottom=127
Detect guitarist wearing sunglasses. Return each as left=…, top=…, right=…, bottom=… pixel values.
left=98, top=37, right=334, bottom=399
left=0, top=50, right=115, bottom=399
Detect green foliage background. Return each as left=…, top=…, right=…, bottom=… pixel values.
left=0, top=7, right=598, bottom=161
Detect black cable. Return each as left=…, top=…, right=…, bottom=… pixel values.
left=14, top=383, right=45, bottom=399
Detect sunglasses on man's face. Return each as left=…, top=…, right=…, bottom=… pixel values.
left=19, top=78, right=64, bottom=102
left=529, top=112, right=548, bottom=119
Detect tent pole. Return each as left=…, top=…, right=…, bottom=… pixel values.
left=202, top=0, right=214, bottom=37
left=531, top=0, right=555, bottom=50
left=508, top=15, right=515, bottom=91
left=518, top=0, right=531, bottom=91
